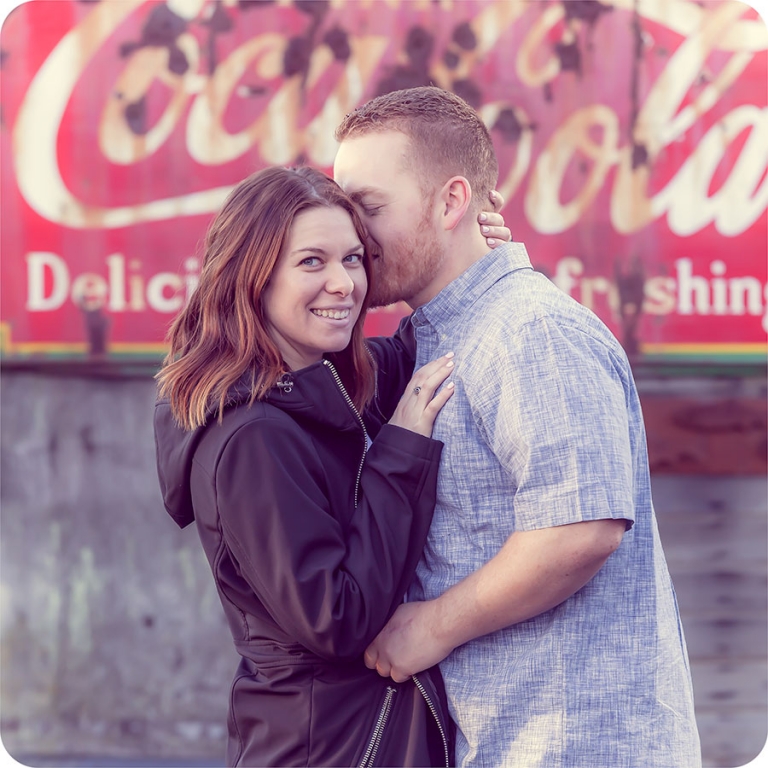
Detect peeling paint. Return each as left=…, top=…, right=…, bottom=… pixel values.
left=67, top=547, right=101, bottom=657
left=0, top=582, right=13, bottom=639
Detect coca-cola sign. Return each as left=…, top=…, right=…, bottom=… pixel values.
left=1, top=0, right=766, bottom=362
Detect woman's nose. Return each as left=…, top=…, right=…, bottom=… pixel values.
left=325, top=263, right=355, bottom=296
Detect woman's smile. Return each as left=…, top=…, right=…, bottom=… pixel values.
left=311, top=307, right=353, bottom=320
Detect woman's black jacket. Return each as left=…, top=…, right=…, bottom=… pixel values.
left=153, top=328, right=452, bottom=767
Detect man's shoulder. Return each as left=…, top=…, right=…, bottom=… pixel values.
left=462, top=271, right=628, bottom=367
left=465, top=268, right=588, bottom=336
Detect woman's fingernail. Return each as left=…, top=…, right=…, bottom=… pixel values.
left=479, top=213, right=487, bottom=222
left=445, top=351, right=455, bottom=358
left=447, top=382, right=455, bottom=389
left=487, top=238, right=496, bottom=246
left=482, top=226, right=489, bottom=234
left=446, top=360, right=454, bottom=368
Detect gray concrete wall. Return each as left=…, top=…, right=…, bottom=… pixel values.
left=1, top=370, right=231, bottom=762
left=1, top=369, right=766, bottom=766
left=653, top=475, right=767, bottom=768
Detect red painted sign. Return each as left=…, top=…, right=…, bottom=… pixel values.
left=1, top=0, right=766, bottom=363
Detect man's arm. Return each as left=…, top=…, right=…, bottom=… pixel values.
left=366, top=315, right=636, bottom=681
left=365, top=517, right=626, bottom=682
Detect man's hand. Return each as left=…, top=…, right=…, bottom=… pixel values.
left=364, top=601, right=454, bottom=683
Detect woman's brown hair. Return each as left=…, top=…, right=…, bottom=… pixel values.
left=156, top=166, right=376, bottom=431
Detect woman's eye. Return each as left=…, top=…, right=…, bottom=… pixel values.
left=344, top=253, right=363, bottom=264
left=300, top=257, right=320, bottom=267
left=362, top=205, right=382, bottom=216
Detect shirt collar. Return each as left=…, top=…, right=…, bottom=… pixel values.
left=412, top=241, right=532, bottom=330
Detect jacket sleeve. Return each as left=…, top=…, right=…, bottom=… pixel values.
left=214, top=414, right=441, bottom=661
left=365, top=314, right=416, bottom=422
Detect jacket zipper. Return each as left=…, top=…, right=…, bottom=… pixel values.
left=323, top=359, right=368, bottom=508
left=412, top=674, right=450, bottom=768
left=359, top=685, right=396, bottom=768
left=365, top=345, right=379, bottom=403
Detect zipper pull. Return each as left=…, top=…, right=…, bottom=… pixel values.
left=276, top=373, right=293, bottom=394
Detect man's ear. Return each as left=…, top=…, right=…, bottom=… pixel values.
left=439, top=176, right=472, bottom=231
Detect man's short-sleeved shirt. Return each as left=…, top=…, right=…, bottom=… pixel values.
left=408, top=243, right=701, bottom=768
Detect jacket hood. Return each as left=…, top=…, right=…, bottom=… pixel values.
left=154, top=361, right=366, bottom=529
left=154, top=398, right=204, bottom=529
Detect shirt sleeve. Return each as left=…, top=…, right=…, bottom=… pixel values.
left=214, top=414, right=442, bottom=661
left=468, top=317, right=636, bottom=532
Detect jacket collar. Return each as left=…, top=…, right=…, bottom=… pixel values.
left=226, top=358, right=364, bottom=435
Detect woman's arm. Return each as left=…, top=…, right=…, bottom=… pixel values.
left=214, top=415, right=442, bottom=662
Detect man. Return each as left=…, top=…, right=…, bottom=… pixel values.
left=333, top=87, right=701, bottom=768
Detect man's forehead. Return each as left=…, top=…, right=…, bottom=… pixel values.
left=333, top=140, right=376, bottom=184
left=333, top=130, right=410, bottom=183
left=332, top=159, right=383, bottom=198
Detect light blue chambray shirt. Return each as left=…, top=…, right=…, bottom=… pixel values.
left=407, top=243, right=701, bottom=768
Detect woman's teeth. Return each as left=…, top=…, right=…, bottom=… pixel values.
left=312, top=309, right=350, bottom=319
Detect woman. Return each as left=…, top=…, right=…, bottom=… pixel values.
left=153, top=166, right=505, bottom=766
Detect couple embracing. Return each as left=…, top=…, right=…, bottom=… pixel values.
left=155, top=87, right=701, bottom=768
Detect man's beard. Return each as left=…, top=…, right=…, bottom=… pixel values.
left=368, top=213, right=444, bottom=309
